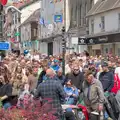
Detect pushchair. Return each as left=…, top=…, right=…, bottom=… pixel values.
left=62, top=93, right=89, bottom=120
left=104, top=92, right=120, bottom=120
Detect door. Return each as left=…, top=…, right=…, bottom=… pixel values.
left=48, top=42, right=53, bottom=56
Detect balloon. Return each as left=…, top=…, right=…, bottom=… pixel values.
left=1, top=0, right=8, bottom=6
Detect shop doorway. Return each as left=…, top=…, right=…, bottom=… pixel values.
left=48, top=42, right=53, bottom=56
left=95, top=50, right=101, bottom=56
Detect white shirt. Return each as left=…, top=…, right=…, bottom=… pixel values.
left=115, top=67, right=120, bottom=79
left=65, top=64, right=71, bottom=74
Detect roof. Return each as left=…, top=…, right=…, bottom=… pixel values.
left=87, top=0, right=120, bottom=17
left=19, top=0, right=39, bottom=10
left=20, top=8, right=40, bottom=26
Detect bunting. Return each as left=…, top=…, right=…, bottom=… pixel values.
left=50, top=0, right=62, bottom=4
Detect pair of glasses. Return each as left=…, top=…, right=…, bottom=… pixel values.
left=73, top=69, right=79, bottom=71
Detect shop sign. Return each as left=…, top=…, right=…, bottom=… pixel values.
left=0, top=42, right=10, bottom=50
left=87, top=38, right=96, bottom=45
left=54, top=15, right=63, bottom=23
left=98, top=37, right=108, bottom=42
left=78, top=38, right=87, bottom=45
left=87, top=36, right=108, bottom=45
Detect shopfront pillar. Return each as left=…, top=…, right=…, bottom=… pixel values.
left=112, top=43, right=115, bottom=55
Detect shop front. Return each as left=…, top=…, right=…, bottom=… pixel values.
left=87, top=33, right=120, bottom=56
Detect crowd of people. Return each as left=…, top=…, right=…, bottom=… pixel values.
left=0, top=51, right=120, bottom=120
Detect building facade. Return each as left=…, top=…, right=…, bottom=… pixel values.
left=67, top=0, right=97, bottom=53
left=87, top=0, right=120, bottom=56
left=3, top=0, right=40, bottom=52
left=39, top=0, right=64, bottom=55
left=19, top=0, right=41, bottom=52
left=20, top=9, right=40, bottom=52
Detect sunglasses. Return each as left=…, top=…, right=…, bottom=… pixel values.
left=73, top=69, right=79, bottom=71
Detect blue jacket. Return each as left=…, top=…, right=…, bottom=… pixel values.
left=51, top=65, right=60, bottom=72
left=64, top=86, right=79, bottom=104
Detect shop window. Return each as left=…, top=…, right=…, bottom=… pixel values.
left=83, top=2, right=87, bottom=25
left=91, top=19, right=94, bottom=34
left=90, top=0, right=93, bottom=10
left=118, top=48, right=120, bottom=56
left=101, top=16, right=105, bottom=31
left=105, top=48, right=108, bottom=54
left=118, top=13, right=120, bottom=29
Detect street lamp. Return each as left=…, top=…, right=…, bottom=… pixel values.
left=62, top=26, right=66, bottom=75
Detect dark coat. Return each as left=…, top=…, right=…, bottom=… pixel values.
left=66, top=72, right=84, bottom=92
left=34, top=79, right=66, bottom=119
left=37, top=70, right=46, bottom=87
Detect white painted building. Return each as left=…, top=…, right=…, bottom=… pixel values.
left=39, top=0, right=64, bottom=55
left=66, top=0, right=98, bottom=54
left=20, top=1, right=40, bottom=24
left=19, top=0, right=41, bottom=52
left=87, top=0, right=120, bottom=56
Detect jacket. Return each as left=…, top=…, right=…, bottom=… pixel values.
left=34, top=79, right=66, bottom=119
left=66, top=72, right=84, bottom=91
left=111, top=74, right=120, bottom=94
left=99, top=71, right=114, bottom=92
left=83, top=79, right=104, bottom=108
left=108, top=93, right=120, bottom=119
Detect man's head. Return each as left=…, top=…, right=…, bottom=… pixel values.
left=46, top=69, right=55, bottom=79
left=85, top=71, right=94, bottom=84
left=72, top=64, right=80, bottom=75
left=57, top=68, right=62, bottom=76
left=117, top=59, right=120, bottom=67
left=108, top=61, right=112, bottom=67
left=101, top=62, right=109, bottom=72
left=20, top=59, right=26, bottom=68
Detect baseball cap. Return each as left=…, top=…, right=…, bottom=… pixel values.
left=101, top=62, right=108, bottom=67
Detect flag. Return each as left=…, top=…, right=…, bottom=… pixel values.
left=40, top=17, right=46, bottom=27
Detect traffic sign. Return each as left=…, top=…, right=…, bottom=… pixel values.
left=0, top=42, right=10, bottom=50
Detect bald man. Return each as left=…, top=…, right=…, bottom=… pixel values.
left=34, top=69, right=66, bottom=119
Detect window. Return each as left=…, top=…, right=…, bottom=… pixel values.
left=83, top=3, right=87, bottom=25
left=90, top=0, right=93, bottom=9
left=91, top=19, right=94, bottom=33
left=101, top=16, right=105, bottom=31
left=15, top=13, right=17, bottom=24
left=79, top=4, right=82, bottom=26
left=18, top=15, right=21, bottom=23
left=118, top=13, right=120, bottom=29
left=33, top=28, right=37, bottom=37
left=12, top=14, right=14, bottom=25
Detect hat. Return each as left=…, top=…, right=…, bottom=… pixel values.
left=54, top=59, right=59, bottom=63
left=101, top=62, right=108, bottom=67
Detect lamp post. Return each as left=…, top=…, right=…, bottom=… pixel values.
left=62, top=26, right=66, bottom=75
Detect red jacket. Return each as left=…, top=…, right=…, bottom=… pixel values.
left=77, top=104, right=89, bottom=120
left=111, top=74, right=120, bottom=94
